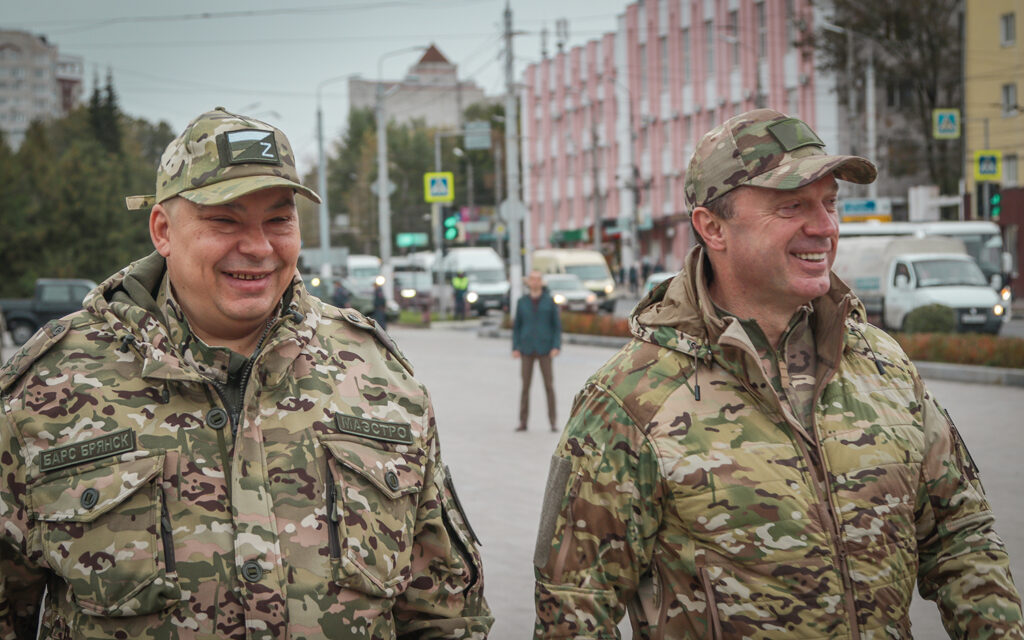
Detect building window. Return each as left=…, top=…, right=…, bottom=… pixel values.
left=681, top=28, right=691, bottom=84
left=727, top=10, right=740, bottom=69
left=756, top=2, right=767, bottom=57
left=1003, top=83, right=1018, bottom=116
left=660, top=36, right=669, bottom=92
left=1001, top=12, right=1016, bottom=46
left=1005, top=154, right=1019, bottom=187
left=705, top=20, right=715, bottom=75
left=785, top=0, right=796, bottom=49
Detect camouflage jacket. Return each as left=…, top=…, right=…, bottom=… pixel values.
left=0, top=254, right=492, bottom=640
left=533, top=246, right=1022, bottom=639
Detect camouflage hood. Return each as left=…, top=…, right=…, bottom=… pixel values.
left=629, top=245, right=866, bottom=365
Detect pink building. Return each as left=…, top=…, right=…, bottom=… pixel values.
left=522, top=0, right=843, bottom=273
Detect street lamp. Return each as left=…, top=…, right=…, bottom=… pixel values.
left=377, top=46, right=424, bottom=304
left=316, top=73, right=357, bottom=287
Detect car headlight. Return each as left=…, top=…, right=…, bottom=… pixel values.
left=374, top=275, right=386, bottom=287
left=585, top=294, right=597, bottom=304
left=466, top=291, right=479, bottom=303
left=604, top=283, right=614, bottom=294
left=553, top=294, right=566, bottom=305
left=1001, top=286, right=1012, bottom=302
left=400, top=288, right=417, bottom=298
left=994, top=304, right=1005, bottom=316
left=311, top=277, right=321, bottom=287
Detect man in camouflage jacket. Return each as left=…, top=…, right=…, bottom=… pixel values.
left=0, top=108, right=491, bottom=639
left=533, top=109, right=1022, bottom=638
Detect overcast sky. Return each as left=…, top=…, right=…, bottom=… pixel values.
left=4, top=0, right=630, bottom=172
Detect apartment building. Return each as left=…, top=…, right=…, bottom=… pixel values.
left=0, top=30, right=83, bottom=149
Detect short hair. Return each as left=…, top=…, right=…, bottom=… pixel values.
left=689, top=188, right=738, bottom=248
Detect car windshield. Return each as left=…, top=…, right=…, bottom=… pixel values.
left=468, top=269, right=505, bottom=284
left=957, top=234, right=1002, bottom=279
left=545, top=275, right=583, bottom=292
left=565, top=264, right=609, bottom=281
left=912, top=259, right=988, bottom=287
left=349, top=266, right=380, bottom=279
left=395, top=271, right=432, bottom=289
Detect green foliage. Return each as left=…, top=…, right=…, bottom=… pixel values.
left=0, top=77, right=175, bottom=298
left=901, top=304, right=956, bottom=334
left=896, top=332, right=1024, bottom=369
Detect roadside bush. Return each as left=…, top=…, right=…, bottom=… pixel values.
left=561, top=311, right=630, bottom=338
left=894, top=332, right=1024, bottom=368
left=902, top=304, right=956, bottom=334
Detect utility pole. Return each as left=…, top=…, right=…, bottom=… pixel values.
left=503, top=1, right=525, bottom=312
left=591, top=121, right=602, bottom=253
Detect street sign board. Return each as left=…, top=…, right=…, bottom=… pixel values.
left=370, top=179, right=396, bottom=196
left=464, top=120, right=491, bottom=150
left=396, top=232, right=429, bottom=248
left=839, top=197, right=893, bottom=221
left=974, top=150, right=1003, bottom=182
left=423, top=172, right=454, bottom=203
left=932, top=108, right=960, bottom=139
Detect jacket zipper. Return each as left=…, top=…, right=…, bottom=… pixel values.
left=325, top=460, right=341, bottom=559
left=697, top=565, right=722, bottom=640
left=160, top=489, right=177, bottom=573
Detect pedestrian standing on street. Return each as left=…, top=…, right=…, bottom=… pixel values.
left=331, top=279, right=350, bottom=308
left=0, top=107, right=492, bottom=639
left=452, top=270, right=469, bottom=320
left=512, top=270, right=562, bottom=432
left=627, top=263, right=638, bottom=294
left=532, top=108, right=1022, bottom=638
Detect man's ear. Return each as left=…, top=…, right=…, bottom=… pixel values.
left=150, top=203, right=172, bottom=257
left=691, top=206, right=727, bottom=251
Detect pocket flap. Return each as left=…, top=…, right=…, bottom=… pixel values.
left=30, top=454, right=164, bottom=523
left=321, top=439, right=423, bottom=499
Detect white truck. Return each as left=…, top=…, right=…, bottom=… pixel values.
left=832, top=236, right=1008, bottom=334
left=436, top=247, right=510, bottom=315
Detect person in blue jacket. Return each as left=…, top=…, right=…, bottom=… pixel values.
left=512, top=270, right=562, bottom=432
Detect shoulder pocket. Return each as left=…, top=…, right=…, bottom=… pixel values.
left=321, top=437, right=425, bottom=597
left=28, top=453, right=180, bottom=616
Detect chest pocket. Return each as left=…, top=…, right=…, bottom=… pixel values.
left=28, top=453, right=180, bottom=616
left=322, top=437, right=425, bottom=598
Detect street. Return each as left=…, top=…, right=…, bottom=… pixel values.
left=1, top=325, right=1022, bottom=638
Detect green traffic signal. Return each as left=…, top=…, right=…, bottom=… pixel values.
left=990, top=192, right=1002, bottom=218
left=443, top=213, right=460, bottom=241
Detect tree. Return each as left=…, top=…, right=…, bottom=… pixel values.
left=807, top=0, right=963, bottom=193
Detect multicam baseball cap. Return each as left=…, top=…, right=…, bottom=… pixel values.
left=125, top=107, right=321, bottom=210
left=683, top=108, right=877, bottom=211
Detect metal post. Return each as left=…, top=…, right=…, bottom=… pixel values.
left=375, top=83, right=394, bottom=303
left=504, top=2, right=524, bottom=313
left=316, top=102, right=331, bottom=287
left=433, top=131, right=446, bottom=317
left=866, top=45, right=877, bottom=199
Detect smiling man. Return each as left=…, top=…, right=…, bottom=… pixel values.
left=532, top=109, right=1022, bottom=638
left=0, top=108, right=491, bottom=639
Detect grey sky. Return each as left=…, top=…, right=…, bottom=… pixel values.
left=4, top=0, right=629, bottom=173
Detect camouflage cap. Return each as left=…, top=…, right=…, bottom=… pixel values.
left=683, top=108, right=877, bottom=211
left=125, top=107, right=321, bottom=210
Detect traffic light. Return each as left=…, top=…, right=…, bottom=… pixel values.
left=443, top=212, right=461, bottom=242
left=989, top=182, right=1002, bottom=220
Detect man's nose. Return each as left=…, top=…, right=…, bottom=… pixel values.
left=805, top=202, right=839, bottom=236
left=238, top=223, right=273, bottom=256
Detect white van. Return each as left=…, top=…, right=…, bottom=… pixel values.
left=344, top=254, right=382, bottom=296
left=532, top=248, right=618, bottom=312
left=437, top=247, right=509, bottom=315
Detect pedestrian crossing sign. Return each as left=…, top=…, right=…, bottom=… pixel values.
left=974, top=150, right=1002, bottom=182
left=424, top=172, right=454, bottom=203
left=932, top=108, right=960, bottom=139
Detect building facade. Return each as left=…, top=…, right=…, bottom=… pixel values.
left=348, top=44, right=490, bottom=130
left=521, top=0, right=937, bottom=272
left=965, top=0, right=1022, bottom=290
left=0, top=30, right=83, bottom=149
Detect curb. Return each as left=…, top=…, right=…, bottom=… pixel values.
left=478, top=328, right=1024, bottom=388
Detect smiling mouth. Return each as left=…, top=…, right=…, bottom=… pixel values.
left=794, top=252, right=827, bottom=262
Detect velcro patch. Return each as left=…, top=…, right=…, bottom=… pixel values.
left=335, top=413, right=413, bottom=445
left=220, top=129, right=281, bottom=165
left=767, top=117, right=824, bottom=152
left=39, top=429, right=136, bottom=472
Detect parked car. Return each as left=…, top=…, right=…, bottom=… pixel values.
left=300, top=274, right=398, bottom=322
left=543, top=274, right=598, bottom=313
left=643, top=271, right=676, bottom=295
left=0, top=278, right=97, bottom=345
left=393, top=269, right=434, bottom=311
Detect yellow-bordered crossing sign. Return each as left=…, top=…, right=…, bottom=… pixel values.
left=424, top=172, right=454, bottom=203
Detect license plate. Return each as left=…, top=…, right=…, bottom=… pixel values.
left=961, top=313, right=986, bottom=324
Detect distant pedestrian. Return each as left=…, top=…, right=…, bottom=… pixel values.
left=331, top=280, right=350, bottom=308
left=371, top=280, right=388, bottom=329
left=452, top=270, right=469, bottom=320
left=512, top=270, right=561, bottom=432
left=628, top=264, right=638, bottom=294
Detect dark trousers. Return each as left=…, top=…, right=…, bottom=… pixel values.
left=520, top=353, right=556, bottom=429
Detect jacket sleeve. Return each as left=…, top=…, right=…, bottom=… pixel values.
left=393, top=402, right=492, bottom=639
left=533, top=383, right=664, bottom=639
left=512, top=298, right=523, bottom=352
left=914, top=383, right=1023, bottom=638
left=0, top=392, right=47, bottom=640
left=550, top=301, right=562, bottom=351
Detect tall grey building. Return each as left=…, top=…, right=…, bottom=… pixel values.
left=0, top=30, right=83, bottom=149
